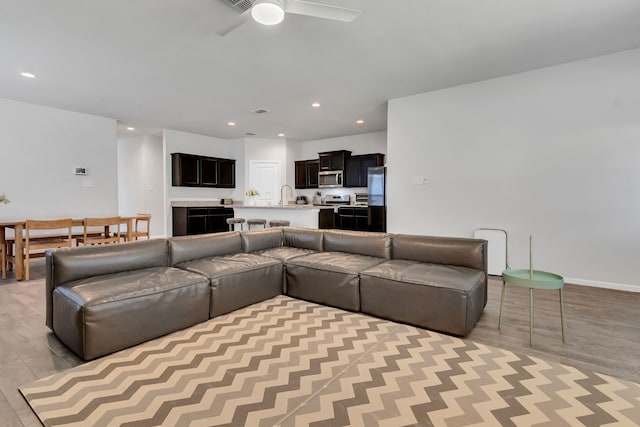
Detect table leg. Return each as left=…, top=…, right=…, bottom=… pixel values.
left=0, top=226, right=5, bottom=280
left=560, top=288, right=565, bottom=343
left=125, top=218, right=132, bottom=242
left=498, top=281, right=506, bottom=330
left=14, top=224, right=24, bottom=281
left=529, top=288, right=534, bottom=346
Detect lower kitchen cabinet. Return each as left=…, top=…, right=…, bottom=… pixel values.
left=337, top=207, right=369, bottom=231
left=318, top=209, right=336, bottom=229
left=336, top=206, right=386, bottom=232
left=172, top=207, right=234, bottom=236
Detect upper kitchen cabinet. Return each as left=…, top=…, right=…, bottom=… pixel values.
left=200, top=157, right=219, bottom=186
left=345, top=153, right=385, bottom=187
left=319, top=150, right=351, bottom=171
left=172, top=153, right=236, bottom=188
left=217, top=158, right=236, bottom=188
left=172, top=153, right=200, bottom=186
left=295, top=159, right=320, bottom=189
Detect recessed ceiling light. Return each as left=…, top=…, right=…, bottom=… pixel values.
left=277, top=133, right=285, bottom=137
left=227, top=121, right=236, bottom=126
left=126, top=127, right=135, bottom=131
left=311, top=102, right=321, bottom=108
left=356, top=120, right=365, bottom=125
left=251, top=0, right=285, bottom=26
left=20, top=72, right=36, bottom=79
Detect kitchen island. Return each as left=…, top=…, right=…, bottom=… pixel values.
left=170, top=200, right=335, bottom=232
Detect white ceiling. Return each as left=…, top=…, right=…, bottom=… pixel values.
left=1, top=0, right=640, bottom=141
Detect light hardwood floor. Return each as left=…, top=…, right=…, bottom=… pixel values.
left=1, top=259, right=639, bottom=426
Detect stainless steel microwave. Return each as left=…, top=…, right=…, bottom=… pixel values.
left=318, top=170, right=343, bottom=188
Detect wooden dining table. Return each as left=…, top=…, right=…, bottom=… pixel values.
left=0, top=217, right=134, bottom=281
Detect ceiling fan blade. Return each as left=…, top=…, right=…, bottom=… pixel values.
left=284, top=0, right=361, bottom=22
left=215, top=9, right=252, bottom=36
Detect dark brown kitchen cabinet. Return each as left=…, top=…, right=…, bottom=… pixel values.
left=318, top=150, right=351, bottom=171
left=200, top=157, right=219, bottom=186
left=337, top=206, right=385, bottom=232
left=345, top=153, right=384, bottom=187
left=171, top=153, right=236, bottom=188
left=172, top=207, right=234, bottom=236
left=217, top=158, right=236, bottom=188
left=318, top=208, right=335, bottom=229
left=337, top=207, right=368, bottom=231
left=173, top=153, right=200, bottom=186
left=295, top=159, right=319, bottom=189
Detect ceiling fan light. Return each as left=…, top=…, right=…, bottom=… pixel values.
left=251, top=0, right=285, bottom=26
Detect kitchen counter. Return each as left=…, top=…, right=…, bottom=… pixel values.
left=170, top=200, right=334, bottom=209
left=170, top=200, right=334, bottom=229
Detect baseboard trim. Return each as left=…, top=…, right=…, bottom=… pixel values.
left=491, top=274, right=640, bottom=293
left=564, top=277, right=640, bottom=293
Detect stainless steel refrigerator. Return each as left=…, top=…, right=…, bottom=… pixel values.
left=367, top=166, right=386, bottom=232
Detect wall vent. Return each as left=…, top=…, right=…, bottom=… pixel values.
left=251, top=108, right=270, bottom=114
left=245, top=132, right=256, bottom=136
left=222, top=0, right=254, bottom=13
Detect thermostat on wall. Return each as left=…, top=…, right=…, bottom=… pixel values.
left=74, top=167, right=87, bottom=175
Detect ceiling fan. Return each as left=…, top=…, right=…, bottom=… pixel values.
left=216, top=0, right=361, bottom=36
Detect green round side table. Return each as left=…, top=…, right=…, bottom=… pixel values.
left=499, top=269, right=565, bottom=345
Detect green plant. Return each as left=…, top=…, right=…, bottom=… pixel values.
left=0, top=193, right=9, bottom=204
left=245, top=188, right=259, bottom=196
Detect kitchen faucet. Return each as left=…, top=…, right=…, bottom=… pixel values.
left=279, top=184, right=293, bottom=206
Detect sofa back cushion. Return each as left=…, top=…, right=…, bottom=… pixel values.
left=242, top=228, right=283, bottom=253
left=48, top=238, right=169, bottom=287
left=169, top=232, right=242, bottom=266
left=283, top=228, right=323, bottom=251
left=392, top=234, right=487, bottom=271
left=323, top=230, right=391, bottom=259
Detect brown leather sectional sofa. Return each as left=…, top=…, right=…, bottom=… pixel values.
left=45, top=228, right=488, bottom=360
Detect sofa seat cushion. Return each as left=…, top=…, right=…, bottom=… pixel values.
left=285, top=251, right=386, bottom=312
left=176, top=253, right=283, bottom=317
left=359, top=260, right=485, bottom=336
left=288, top=251, right=385, bottom=274
left=252, top=247, right=316, bottom=262
left=52, top=266, right=210, bottom=360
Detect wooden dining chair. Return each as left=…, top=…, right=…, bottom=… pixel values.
left=127, top=214, right=151, bottom=241
left=24, top=218, right=73, bottom=281
left=76, top=217, right=121, bottom=246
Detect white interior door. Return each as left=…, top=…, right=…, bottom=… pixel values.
left=249, top=160, right=280, bottom=205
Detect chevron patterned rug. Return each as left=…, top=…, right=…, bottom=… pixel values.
left=20, top=296, right=640, bottom=426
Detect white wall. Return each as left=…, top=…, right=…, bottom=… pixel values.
left=163, top=129, right=244, bottom=235
left=388, top=49, right=640, bottom=291
left=0, top=98, right=118, bottom=222
left=117, top=135, right=164, bottom=237
left=299, top=131, right=387, bottom=160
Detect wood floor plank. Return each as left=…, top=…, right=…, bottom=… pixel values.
left=0, top=391, right=26, bottom=427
